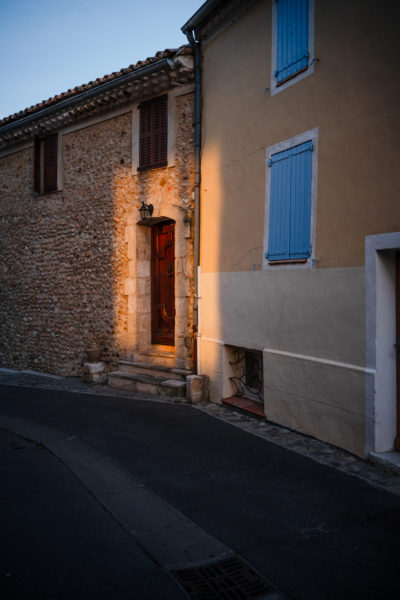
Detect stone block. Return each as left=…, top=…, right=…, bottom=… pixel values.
left=175, top=298, right=187, bottom=317
left=124, top=225, right=135, bottom=244
left=128, top=259, right=136, bottom=277
left=184, top=220, right=191, bottom=239
left=186, top=374, right=208, bottom=404
left=124, top=278, right=135, bottom=296
left=137, top=277, right=150, bottom=297
left=127, top=314, right=136, bottom=335
left=137, top=297, right=151, bottom=314
left=83, top=362, right=107, bottom=384
left=137, top=261, right=150, bottom=277
left=128, top=295, right=137, bottom=314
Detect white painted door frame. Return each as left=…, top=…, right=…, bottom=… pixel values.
left=365, top=232, right=400, bottom=454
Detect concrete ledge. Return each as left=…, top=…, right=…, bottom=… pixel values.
left=370, top=451, right=400, bottom=475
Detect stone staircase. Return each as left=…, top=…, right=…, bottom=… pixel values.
left=108, top=360, right=192, bottom=399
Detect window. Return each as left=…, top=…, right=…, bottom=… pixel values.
left=34, top=133, right=58, bottom=194
left=263, top=129, right=317, bottom=267
left=138, top=95, right=168, bottom=171
left=271, top=0, right=314, bottom=95
left=228, top=347, right=264, bottom=404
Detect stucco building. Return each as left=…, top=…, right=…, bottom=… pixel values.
left=182, top=0, right=400, bottom=459
left=0, top=46, right=196, bottom=387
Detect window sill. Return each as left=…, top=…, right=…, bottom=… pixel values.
left=137, top=163, right=168, bottom=173
left=276, top=65, right=308, bottom=87
left=34, top=189, right=61, bottom=197
left=268, top=259, right=307, bottom=265
left=222, top=396, right=265, bottom=418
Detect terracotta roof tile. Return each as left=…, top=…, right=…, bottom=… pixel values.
left=0, top=45, right=192, bottom=129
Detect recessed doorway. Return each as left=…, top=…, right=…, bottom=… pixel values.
left=151, top=220, right=175, bottom=346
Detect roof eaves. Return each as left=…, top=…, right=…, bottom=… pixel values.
left=0, top=58, right=169, bottom=136
left=181, top=0, right=225, bottom=35
left=0, top=45, right=194, bottom=149
left=0, top=45, right=192, bottom=131
left=182, top=0, right=256, bottom=43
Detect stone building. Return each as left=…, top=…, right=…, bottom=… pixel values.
left=0, top=46, right=196, bottom=387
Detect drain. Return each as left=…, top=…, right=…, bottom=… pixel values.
left=171, top=555, right=275, bottom=599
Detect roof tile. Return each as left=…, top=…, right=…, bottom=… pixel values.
left=0, top=45, right=192, bottom=129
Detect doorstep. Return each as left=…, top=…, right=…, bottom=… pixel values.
left=222, top=396, right=265, bottom=418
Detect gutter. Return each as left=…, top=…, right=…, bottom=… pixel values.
left=181, top=0, right=225, bottom=36
left=183, top=27, right=202, bottom=375
left=0, top=58, right=172, bottom=136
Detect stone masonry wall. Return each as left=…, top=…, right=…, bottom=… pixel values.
left=0, top=91, right=195, bottom=375
left=124, top=92, right=195, bottom=369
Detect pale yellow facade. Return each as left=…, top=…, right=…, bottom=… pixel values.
left=197, top=0, right=400, bottom=456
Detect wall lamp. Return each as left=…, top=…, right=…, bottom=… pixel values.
left=139, top=201, right=154, bottom=220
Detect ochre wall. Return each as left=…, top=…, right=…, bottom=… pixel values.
left=200, top=0, right=400, bottom=273
left=197, top=0, right=400, bottom=456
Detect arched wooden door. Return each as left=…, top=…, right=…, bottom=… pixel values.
left=151, top=220, right=175, bottom=346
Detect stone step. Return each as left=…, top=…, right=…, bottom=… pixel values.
left=118, top=360, right=192, bottom=381
left=107, top=371, right=186, bottom=398
left=138, top=350, right=175, bottom=367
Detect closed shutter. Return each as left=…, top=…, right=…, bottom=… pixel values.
left=267, top=140, right=312, bottom=261
left=34, top=137, right=41, bottom=193
left=152, top=95, right=168, bottom=168
left=276, top=0, right=309, bottom=84
left=43, top=134, right=58, bottom=192
left=139, top=95, right=168, bottom=171
left=139, top=100, right=152, bottom=170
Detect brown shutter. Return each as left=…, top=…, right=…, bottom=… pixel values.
left=152, top=95, right=168, bottom=168
left=139, top=100, right=152, bottom=170
left=34, top=137, right=41, bottom=193
left=138, top=95, right=168, bottom=171
left=43, top=134, right=58, bottom=192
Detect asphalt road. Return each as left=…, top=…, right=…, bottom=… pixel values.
left=1, top=383, right=400, bottom=599
left=0, top=426, right=185, bottom=599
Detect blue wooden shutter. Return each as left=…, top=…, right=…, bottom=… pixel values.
left=267, top=140, right=313, bottom=261
left=276, top=0, right=309, bottom=84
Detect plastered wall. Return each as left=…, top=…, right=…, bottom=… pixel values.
left=200, top=0, right=400, bottom=273
left=197, top=0, right=400, bottom=455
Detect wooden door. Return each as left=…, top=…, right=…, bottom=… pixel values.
left=395, top=253, right=400, bottom=451
left=151, top=221, right=175, bottom=346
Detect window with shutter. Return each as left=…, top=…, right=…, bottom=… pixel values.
left=276, top=0, right=309, bottom=84
left=271, top=0, right=314, bottom=95
left=264, top=130, right=317, bottom=268
left=138, top=95, right=168, bottom=171
left=34, top=133, right=59, bottom=194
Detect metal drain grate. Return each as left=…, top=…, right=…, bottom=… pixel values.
left=171, top=555, right=273, bottom=599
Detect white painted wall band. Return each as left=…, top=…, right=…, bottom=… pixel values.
left=263, top=347, right=374, bottom=374
left=200, top=336, right=373, bottom=374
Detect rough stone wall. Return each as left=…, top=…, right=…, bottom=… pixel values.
left=0, top=91, right=195, bottom=375
left=124, top=92, right=195, bottom=369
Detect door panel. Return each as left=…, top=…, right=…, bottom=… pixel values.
left=151, top=221, right=175, bottom=346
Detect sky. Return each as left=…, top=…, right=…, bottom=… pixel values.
left=0, top=0, right=202, bottom=120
